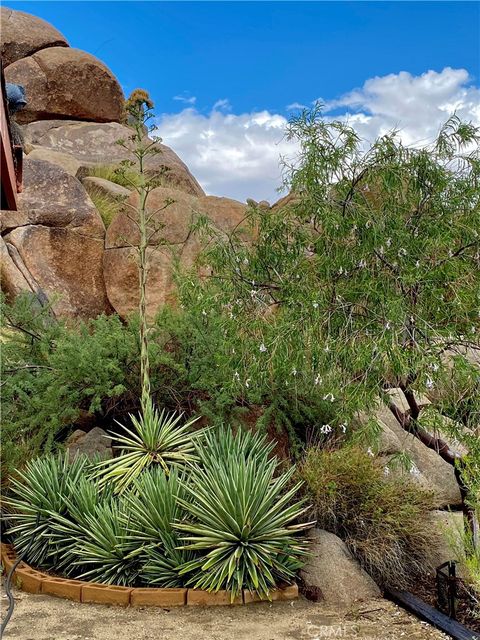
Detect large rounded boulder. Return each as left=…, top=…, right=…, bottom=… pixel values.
left=0, top=6, right=68, bottom=67
left=103, top=187, right=247, bottom=319
left=1, top=158, right=110, bottom=319
left=23, top=120, right=205, bottom=197
left=5, top=47, right=124, bottom=123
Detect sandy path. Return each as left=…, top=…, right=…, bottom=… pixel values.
left=1, top=587, right=451, bottom=640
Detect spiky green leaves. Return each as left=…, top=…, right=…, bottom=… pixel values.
left=94, top=403, right=199, bottom=493
left=175, top=429, right=312, bottom=600
left=4, top=453, right=89, bottom=568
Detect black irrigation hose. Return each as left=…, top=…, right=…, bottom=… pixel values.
left=1, top=514, right=40, bottom=636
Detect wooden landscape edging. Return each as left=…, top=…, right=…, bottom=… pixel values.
left=0, top=543, right=298, bottom=607
left=385, top=588, right=480, bottom=640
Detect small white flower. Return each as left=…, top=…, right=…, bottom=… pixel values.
left=410, top=463, right=420, bottom=477
left=415, top=260, right=420, bottom=268
left=385, top=321, right=391, bottom=330
left=430, top=363, right=439, bottom=372
left=378, top=246, right=385, bottom=256
left=243, top=257, right=249, bottom=265
left=259, top=343, right=267, bottom=353
left=448, top=249, right=453, bottom=258
left=292, top=368, right=297, bottom=376
left=314, top=374, right=322, bottom=386
left=398, top=248, right=407, bottom=257
left=235, top=256, right=241, bottom=263
left=367, top=447, right=374, bottom=457
left=312, top=302, right=319, bottom=309
left=320, top=424, right=332, bottom=434
left=386, top=238, right=392, bottom=247
left=232, top=348, right=236, bottom=354
left=358, top=259, right=367, bottom=268
left=426, top=377, right=434, bottom=390
left=338, top=266, right=344, bottom=275
left=245, top=378, right=251, bottom=388
left=234, top=372, right=240, bottom=381
left=340, top=423, right=348, bottom=433
left=323, top=344, right=330, bottom=353
left=202, top=310, right=207, bottom=317
left=383, top=466, right=390, bottom=476
left=352, top=224, right=358, bottom=232
left=365, top=220, right=372, bottom=229
left=323, top=392, right=335, bottom=402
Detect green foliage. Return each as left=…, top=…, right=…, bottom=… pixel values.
left=175, top=429, right=310, bottom=600
left=5, top=430, right=309, bottom=595
left=300, top=446, right=439, bottom=588
left=82, top=164, right=141, bottom=190
left=94, top=401, right=199, bottom=493
left=87, top=187, right=122, bottom=228
left=127, top=467, right=195, bottom=587
left=4, top=453, right=90, bottom=568
left=178, top=111, right=479, bottom=446
left=0, top=295, right=140, bottom=480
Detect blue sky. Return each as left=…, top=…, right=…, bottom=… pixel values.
left=6, top=2, right=480, bottom=201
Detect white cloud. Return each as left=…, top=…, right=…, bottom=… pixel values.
left=157, top=68, right=479, bottom=203
left=286, top=102, right=308, bottom=111
left=173, top=94, right=197, bottom=105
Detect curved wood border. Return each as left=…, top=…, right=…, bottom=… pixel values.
left=1, top=543, right=298, bottom=607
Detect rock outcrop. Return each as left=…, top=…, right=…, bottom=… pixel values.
left=66, top=427, right=113, bottom=461
left=300, top=528, right=381, bottom=607
left=0, top=6, right=68, bottom=67
left=1, top=158, right=110, bottom=319
left=5, top=47, right=124, bottom=124
left=104, top=188, right=247, bottom=318
left=22, top=120, right=204, bottom=196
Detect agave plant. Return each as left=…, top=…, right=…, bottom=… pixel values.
left=94, top=400, right=200, bottom=493
left=72, top=498, right=142, bottom=586
left=4, top=453, right=89, bottom=568
left=175, top=434, right=312, bottom=600
left=125, top=467, right=195, bottom=587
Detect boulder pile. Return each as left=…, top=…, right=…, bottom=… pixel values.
left=0, top=6, right=243, bottom=319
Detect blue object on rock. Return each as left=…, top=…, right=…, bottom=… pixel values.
left=5, top=83, right=27, bottom=112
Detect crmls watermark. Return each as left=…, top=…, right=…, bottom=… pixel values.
left=311, top=625, right=348, bottom=638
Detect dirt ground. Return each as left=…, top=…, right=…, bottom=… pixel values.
left=1, top=586, right=452, bottom=640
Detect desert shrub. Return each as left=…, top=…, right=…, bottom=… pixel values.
left=299, top=446, right=439, bottom=588
left=87, top=187, right=122, bottom=227
left=82, top=164, right=141, bottom=189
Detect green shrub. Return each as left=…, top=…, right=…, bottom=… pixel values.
left=300, top=446, right=439, bottom=588
left=87, top=187, right=122, bottom=228
left=82, top=164, right=141, bottom=189
left=175, top=429, right=311, bottom=600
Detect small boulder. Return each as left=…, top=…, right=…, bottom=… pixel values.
left=26, top=146, right=81, bottom=177
left=67, top=427, right=112, bottom=461
left=0, top=235, right=33, bottom=300
left=82, top=176, right=132, bottom=202
left=300, top=528, right=381, bottom=607
left=0, top=7, right=68, bottom=67
left=5, top=47, right=124, bottom=123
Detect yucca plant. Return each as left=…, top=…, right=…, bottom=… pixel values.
left=4, top=453, right=89, bottom=568
left=72, top=499, right=142, bottom=586
left=175, top=439, right=312, bottom=600
left=125, top=467, right=195, bottom=586
left=94, top=400, right=199, bottom=493
left=47, top=475, right=113, bottom=576
left=195, top=425, right=275, bottom=466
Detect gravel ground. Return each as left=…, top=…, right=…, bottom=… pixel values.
left=1, top=586, right=451, bottom=640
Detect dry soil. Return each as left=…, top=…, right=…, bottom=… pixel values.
left=0, top=586, right=452, bottom=640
